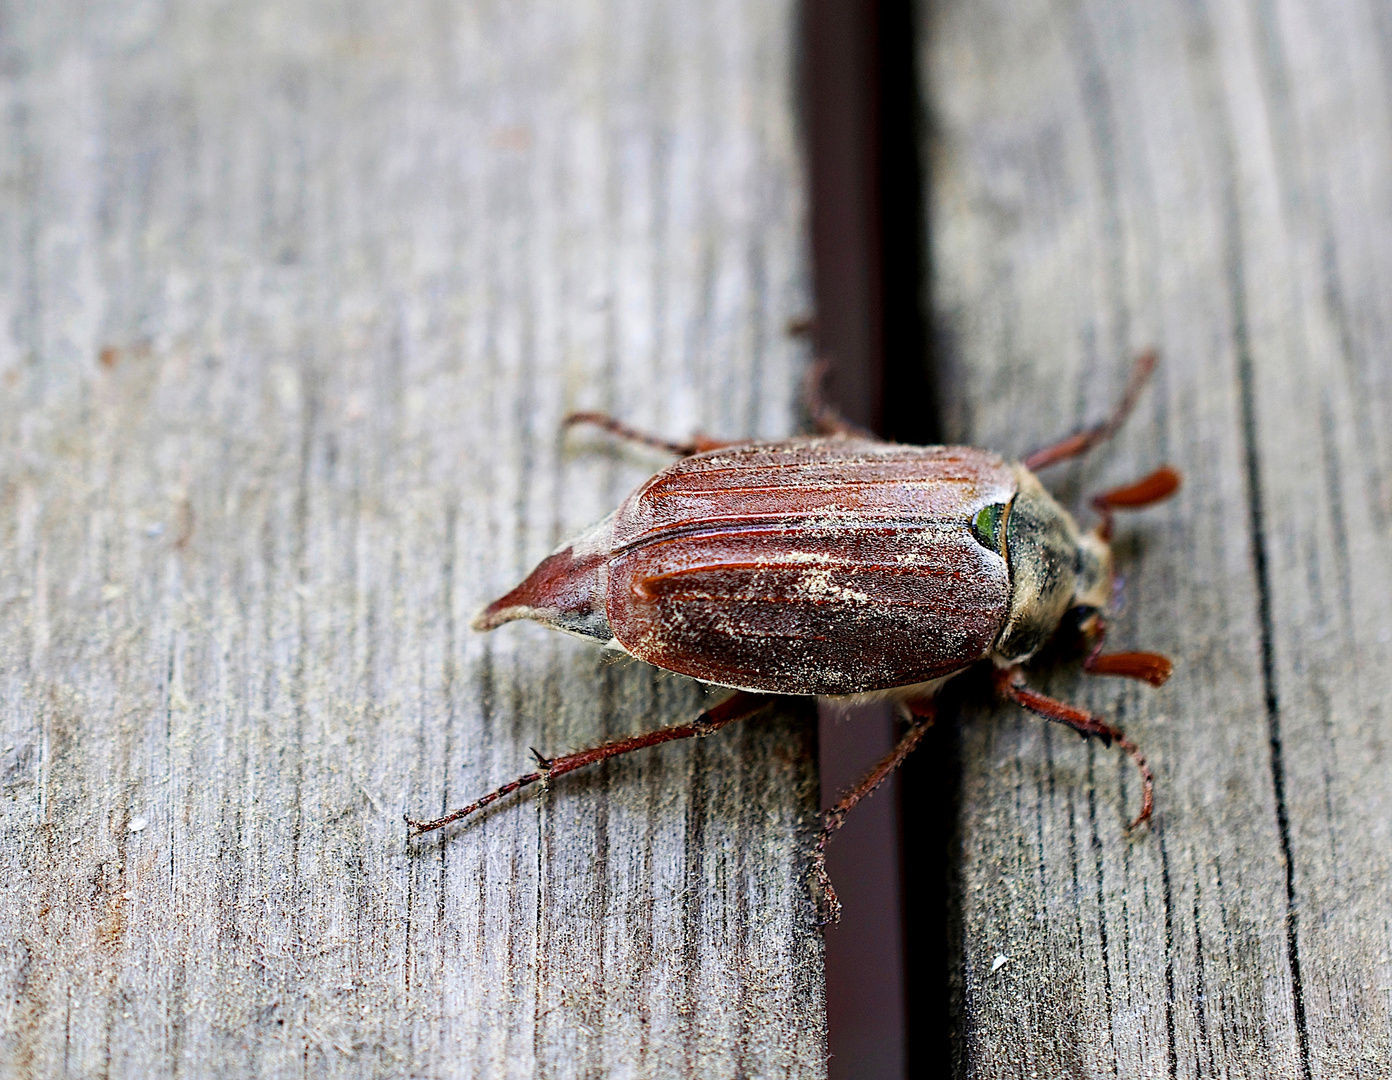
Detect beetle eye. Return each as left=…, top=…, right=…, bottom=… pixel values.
left=971, top=502, right=1008, bottom=554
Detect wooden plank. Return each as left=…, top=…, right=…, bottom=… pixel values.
left=1229, top=0, right=1392, bottom=1073
left=0, top=1, right=826, bottom=1076
left=919, top=0, right=1392, bottom=1073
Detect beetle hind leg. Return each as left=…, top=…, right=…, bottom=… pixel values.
left=564, top=411, right=740, bottom=456
left=810, top=696, right=935, bottom=925
left=996, top=669, right=1154, bottom=829
left=406, top=690, right=776, bottom=837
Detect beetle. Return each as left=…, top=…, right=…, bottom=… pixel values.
left=407, top=353, right=1179, bottom=922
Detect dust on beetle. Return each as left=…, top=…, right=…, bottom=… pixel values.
left=408, top=353, right=1179, bottom=923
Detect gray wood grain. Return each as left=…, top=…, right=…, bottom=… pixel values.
left=0, top=1, right=826, bottom=1076
left=921, top=0, right=1392, bottom=1074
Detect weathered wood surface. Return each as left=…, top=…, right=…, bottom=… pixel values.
left=0, top=1, right=826, bottom=1076
left=923, top=0, right=1392, bottom=1074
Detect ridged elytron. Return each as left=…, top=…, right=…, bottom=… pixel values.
left=408, top=354, right=1179, bottom=922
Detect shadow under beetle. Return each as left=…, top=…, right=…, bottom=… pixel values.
left=408, top=353, right=1180, bottom=923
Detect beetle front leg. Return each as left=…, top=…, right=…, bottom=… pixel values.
left=810, top=696, right=935, bottom=925
left=405, top=690, right=777, bottom=836
left=995, top=668, right=1154, bottom=829
left=1023, top=350, right=1157, bottom=470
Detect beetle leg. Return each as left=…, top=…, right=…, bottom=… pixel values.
left=803, top=358, right=878, bottom=440
left=405, top=690, right=776, bottom=837
left=1023, top=350, right=1157, bottom=470
left=810, top=696, right=936, bottom=925
left=563, top=411, right=742, bottom=456
left=1090, top=465, right=1182, bottom=540
left=996, top=668, right=1154, bottom=829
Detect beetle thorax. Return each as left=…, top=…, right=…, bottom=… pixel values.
left=992, top=466, right=1113, bottom=665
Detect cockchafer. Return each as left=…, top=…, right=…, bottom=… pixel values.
left=407, top=354, right=1180, bottom=922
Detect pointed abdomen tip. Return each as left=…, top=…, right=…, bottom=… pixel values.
left=471, top=603, right=527, bottom=632
left=471, top=546, right=612, bottom=642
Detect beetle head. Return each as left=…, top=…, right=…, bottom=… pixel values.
left=992, top=466, right=1112, bottom=665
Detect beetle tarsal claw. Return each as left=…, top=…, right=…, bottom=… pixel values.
left=691, top=714, right=719, bottom=737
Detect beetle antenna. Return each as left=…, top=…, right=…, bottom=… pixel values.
left=1084, top=647, right=1173, bottom=687
left=1080, top=614, right=1174, bottom=687
left=1090, top=465, right=1182, bottom=540
left=1023, top=350, right=1158, bottom=471
left=405, top=691, right=775, bottom=837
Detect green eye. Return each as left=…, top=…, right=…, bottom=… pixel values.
left=971, top=502, right=1008, bottom=554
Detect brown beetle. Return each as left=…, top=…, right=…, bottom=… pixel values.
left=408, top=354, right=1179, bottom=921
